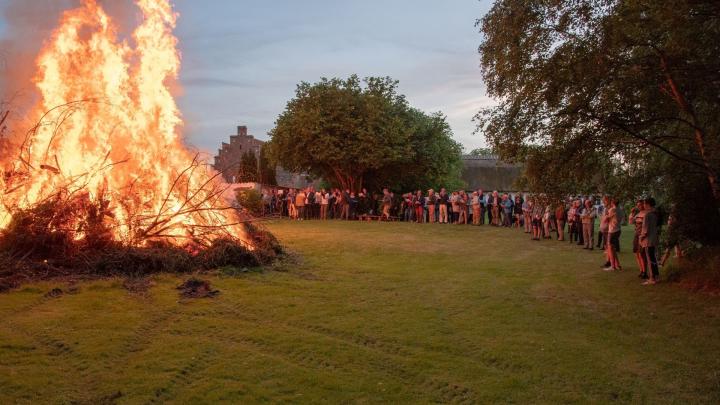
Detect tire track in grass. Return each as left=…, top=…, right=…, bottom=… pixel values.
left=116, top=307, right=182, bottom=355
left=144, top=345, right=219, bottom=405
left=1, top=297, right=83, bottom=400
left=67, top=306, right=184, bottom=404
left=191, top=302, right=522, bottom=378
left=191, top=301, right=479, bottom=403
left=3, top=296, right=75, bottom=359
left=2, top=293, right=54, bottom=319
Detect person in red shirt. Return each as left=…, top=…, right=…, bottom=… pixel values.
left=555, top=203, right=566, bottom=241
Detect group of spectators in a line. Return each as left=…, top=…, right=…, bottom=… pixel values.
left=262, top=187, right=665, bottom=285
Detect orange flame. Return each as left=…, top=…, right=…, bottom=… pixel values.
left=0, top=0, right=248, bottom=247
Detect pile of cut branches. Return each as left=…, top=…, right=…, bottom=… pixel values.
left=0, top=194, right=282, bottom=292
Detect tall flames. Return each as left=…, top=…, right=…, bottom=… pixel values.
left=0, top=0, right=248, bottom=247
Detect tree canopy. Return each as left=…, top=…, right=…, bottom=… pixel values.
left=477, top=0, right=720, bottom=243
left=236, top=150, right=258, bottom=183
left=266, top=75, right=463, bottom=192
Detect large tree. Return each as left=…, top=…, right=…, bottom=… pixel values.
left=258, top=147, right=277, bottom=186
left=237, top=150, right=259, bottom=183
left=267, top=75, right=463, bottom=191
left=477, top=0, right=720, bottom=241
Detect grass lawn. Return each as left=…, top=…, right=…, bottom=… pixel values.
left=1, top=220, right=719, bottom=404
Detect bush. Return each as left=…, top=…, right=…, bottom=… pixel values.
left=665, top=246, right=720, bottom=294
left=236, top=189, right=264, bottom=216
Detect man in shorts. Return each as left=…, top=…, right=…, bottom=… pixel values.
left=604, top=198, right=622, bottom=271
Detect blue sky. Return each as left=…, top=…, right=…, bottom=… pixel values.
left=1, top=0, right=494, bottom=154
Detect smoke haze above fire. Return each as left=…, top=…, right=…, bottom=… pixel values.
left=0, top=0, right=494, bottom=155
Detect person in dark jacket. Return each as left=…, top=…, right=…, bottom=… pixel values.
left=640, top=197, right=660, bottom=285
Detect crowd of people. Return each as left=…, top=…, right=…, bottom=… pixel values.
left=261, top=187, right=665, bottom=286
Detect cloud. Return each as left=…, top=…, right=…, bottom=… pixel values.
left=182, top=77, right=256, bottom=88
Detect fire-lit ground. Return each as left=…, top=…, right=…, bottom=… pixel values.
left=1, top=221, right=719, bottom=403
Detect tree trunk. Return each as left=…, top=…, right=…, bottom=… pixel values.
left=660, top=55, right=720, bottom=207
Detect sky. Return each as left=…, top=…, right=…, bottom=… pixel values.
left=0, top=0, right=495, bottom=155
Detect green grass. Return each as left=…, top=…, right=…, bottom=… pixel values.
left=1, top=220, right=719, bottom=404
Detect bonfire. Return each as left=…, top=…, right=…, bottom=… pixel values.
left=0, top=0, right=280, bottom=289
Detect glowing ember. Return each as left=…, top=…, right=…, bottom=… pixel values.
left=0, top=0, right=249, bottom=247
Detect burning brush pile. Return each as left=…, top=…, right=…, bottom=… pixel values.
left=0, top=0, right=281, bottom=291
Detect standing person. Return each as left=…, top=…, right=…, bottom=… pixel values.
left=615, top=200, right=624, bottom=252
left=450, top=192, right=459, bottom=224
left=477, top=189, right=486, bottom=225
left=349, top=192, right=358, bottom=220
left=513, top=195, right=523, bottom=228
left=523, top=198, right=532, bottom=233
left=457, top=191, right=468, bottom=225
left=306, top=187, right=315, bottom=219
left=295, top=188, right=306, bottom=221
left=640, top=197, right=660, bottom=285
left=314, top=189, right=322, bottom=219
left=401, top=193, right=410, bottom=221
left=542, top=205, right=552, bottom=238
left=599, top=196, right=611, bottom=268
left=438, top=188, right=449, bottom=224
left=531, top=200, right=544, bottom=240
left=595, top=198, right=605, bottom=248
left=489, top=191, right=500, bottom=226
left=567, top=200, right=578, bottom=243
left=320, top=189, right=329, bottom=220
left=340, top=189, right=350, bottom=220
left=502, top=194, right=513, bottom=227
left=427, top=189, right=437, bottom=223
left=630, top=199, right=647, bottom=278
left=604, top=198, right=622, bottom=271
left=328, top=190, right=337, bottom=219
left=555, top=202, right=566, bottom=241
left=580, top=199, right=597, bottom=249
left=287, top=189, right=296, bottom=219
left=471, top=191, right=481, bottom=225
left=575, top=199, right=584, bottom=245
left=381, top=188, right=392, bottom=221
left=414, top=190, right=425, bottom=223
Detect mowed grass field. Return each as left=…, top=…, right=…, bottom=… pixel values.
left=1, top=220, right=719, bottom=404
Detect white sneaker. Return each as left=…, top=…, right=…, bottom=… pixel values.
left=602, top=266, right=614, bottom=271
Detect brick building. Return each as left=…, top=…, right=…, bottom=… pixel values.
left=213, top=126, right=264, bottom=183
left=212, top=125, right=317, bottom=189
left=460, top=155, right=523, bottom=191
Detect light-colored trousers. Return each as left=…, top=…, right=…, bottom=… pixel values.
left=320, top=204, right=328, bottom=220
left=583, top=222, right=594, bottom=248
left=439, top=204, right=448, bottom=223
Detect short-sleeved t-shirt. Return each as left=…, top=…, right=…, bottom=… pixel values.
left=608, top=207, right=620, bottom=233
left=295, top=192, right=306, bottom=207
left=633, top=210, right=645, bottom=234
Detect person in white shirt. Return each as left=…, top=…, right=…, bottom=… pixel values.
left=320, top=189, right=329, bottom=220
